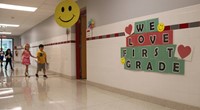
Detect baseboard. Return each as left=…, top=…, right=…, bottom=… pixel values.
left=42, top=69, right=76, bottom=79
left=86, top=81, right=200, bottom=110
left=60, top=73, right=76, bottom=79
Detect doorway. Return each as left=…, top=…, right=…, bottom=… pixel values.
left=75, top=9, right=87, bottom=79
left=0, top=38, right=13, bottom=61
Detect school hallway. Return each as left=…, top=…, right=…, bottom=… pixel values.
left=1, top=0, right=200, bottom=110
left=0, top=63, right=175, bottom=110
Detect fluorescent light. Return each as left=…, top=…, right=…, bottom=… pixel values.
left=49, top=100, right=65, bottom=104
left=0, top=88, right=13, bottom=91
left=11, top=107, right=22, bottom=110
left=0, top=88, right=13, bottom=95
left=0, top=95, right=14, bottom=99
left=0, top=32, right=12, bottom=35
left=0, top=23, right=19, bottom=27
left=0, top=3, right=37, bottom=12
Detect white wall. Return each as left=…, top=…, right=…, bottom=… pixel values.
left=20, top=34, right=76, bottom=77
left=21, top=16, right=66, bottom=44
left=87, top=4, right=200, bottom=107
left=20, top=15, right=76, bottom=77
left=87, top=0, right=200, bottom=27
left=29, top=34, right=76, bottom=77
left=11, top=36, right=21, bottom=47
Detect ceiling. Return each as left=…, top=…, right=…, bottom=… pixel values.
left=0, top=0, right=61, bottom=36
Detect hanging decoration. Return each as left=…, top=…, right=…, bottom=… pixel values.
left=54, top=0, right=80, bottom=28
left=88, top=19, right=95, bottom=29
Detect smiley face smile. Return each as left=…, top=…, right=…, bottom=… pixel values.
left=59, top=14, right=75, bottom=22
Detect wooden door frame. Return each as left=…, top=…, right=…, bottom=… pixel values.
left=75, top=9, right=86, bottom=79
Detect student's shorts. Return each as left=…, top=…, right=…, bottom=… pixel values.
left=37, top=63, right=45, bottom=71
left=0, top=56, right=3, bottom=62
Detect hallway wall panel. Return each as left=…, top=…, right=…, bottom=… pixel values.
left=87, top=4, right=200, bottom=108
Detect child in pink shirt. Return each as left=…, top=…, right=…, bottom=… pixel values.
left=22, top=44, right=36, bottom=77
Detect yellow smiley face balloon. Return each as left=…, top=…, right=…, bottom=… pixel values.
left=54, top=0, right=80, bottom=28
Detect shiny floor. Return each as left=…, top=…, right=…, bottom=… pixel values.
left=0, top=63, right=176, bottom=110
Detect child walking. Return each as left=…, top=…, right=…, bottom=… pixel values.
left=35, top=44, right=48, bottom=78
left=0, top=48, right=4, bottom=67
left=22, top=44, right=36, bottom=77
left=5, top=49, right=14, bottom=71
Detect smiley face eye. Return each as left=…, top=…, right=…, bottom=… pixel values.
left=61, top=7, right=65, bottom=12
left=68, top=6, right=72, bottom=11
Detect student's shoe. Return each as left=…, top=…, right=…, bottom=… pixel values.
left=43, top=75, right=48, bottom=78
left=25, top=74, right=30, bottom=78
left=35, top=74, right=39, bottom=78
left=25, top=73, right=30, bottom=78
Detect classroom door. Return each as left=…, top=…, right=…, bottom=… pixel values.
left=75, top=10, right=87, bottom=79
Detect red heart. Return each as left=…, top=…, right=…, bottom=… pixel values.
left=125, top=24, right=133, bottom=35
left=178, top=45, right=191, bottom=59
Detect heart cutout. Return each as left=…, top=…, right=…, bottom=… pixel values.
left=178, top=45, right=191, bottom=59
left=125, top=24, right=133, bottom=35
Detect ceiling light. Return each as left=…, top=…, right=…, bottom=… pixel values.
left=49, top=100, right=65, bottom=104
left=0, top=23, right=19, bottom=27
left=11, top=107, right=22, bottom=110
left=0, top=95, right=14, bottom=99
left=0, top=32, right=12, bottom=35
left=0, top=3, right=37, bottom=12
left=0, top=88, right=13, bottom=95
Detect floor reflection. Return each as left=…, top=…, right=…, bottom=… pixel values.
left=23, top=78, right=32, bottom=105
left=0, top=68, right=13, bottom=87
left=37, top=79, right=49, bottom=101
left=5, top=70, right=13, bottom=87
left=0, top=69, right=4, bottom=87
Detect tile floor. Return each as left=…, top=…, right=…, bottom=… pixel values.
left=0, top=63, right=176, bottom=110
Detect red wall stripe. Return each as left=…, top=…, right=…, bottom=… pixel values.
left=26, top=40, right=76, bottom=48
left=114, top=33, right=119, bottom=37
left=106, top=35, right=111, bottom=38
left=164, top=26, right=170, bottom=31
left=180, top=23, right=189, bottom=29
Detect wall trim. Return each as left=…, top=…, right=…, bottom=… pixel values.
left=31, top=40, right=75, bottom=48
left=86, top=21, right=200, bottom=41
left=48, top=70, right=76, bottom=79
left=60, top=73, right=76, bottom=79
left=16, top=40, right=75, bottom=50
left=86, top=81, right=200, bottom=110
left=86, top=32, right=125, bottom=41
